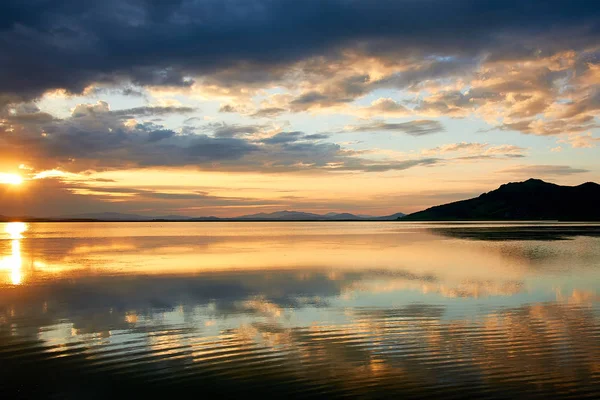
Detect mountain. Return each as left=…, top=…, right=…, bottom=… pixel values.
left=323, top=212, right=366, bottom=220
left=41, top=210, right=405, bottom=222
left=402, top=179, right=600, bottom=221
left=235, top=210, right=405, bottom=220
left=237, top=211, right=328, bottom=220
left=152, top=215, right=195, bottom=221
left=374, top=212, right=406, bottom=220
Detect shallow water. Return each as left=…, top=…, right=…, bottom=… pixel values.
left=1, top=222, right=599, bottom=398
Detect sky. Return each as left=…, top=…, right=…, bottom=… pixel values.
left=0, top=0, right=599, bottom=217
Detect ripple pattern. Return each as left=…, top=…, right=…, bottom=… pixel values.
left=1, top=302, right=599, bottom=399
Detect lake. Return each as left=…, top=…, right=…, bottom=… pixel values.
left=1, top=222, right=599, bottom=398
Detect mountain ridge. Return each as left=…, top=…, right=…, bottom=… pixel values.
left=3, top=179, right=598, bottom=222
left=37, top=210, right=406, bottom=222
left=402, top=178, right=600, bottom=221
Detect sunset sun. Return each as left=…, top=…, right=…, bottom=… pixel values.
left=0, top=173, right=24, bottom=185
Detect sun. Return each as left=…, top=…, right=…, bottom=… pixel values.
left=0, top=173, right=24, bottom=185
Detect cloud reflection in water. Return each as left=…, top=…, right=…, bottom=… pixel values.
left=0, top=222, right=598, bottom=397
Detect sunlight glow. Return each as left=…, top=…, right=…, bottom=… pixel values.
left=8, top=240, right=22, bottom=285
left=5, top=222, right=27, bottom=239
left=1, top=223, right=27, bottom=285
left=33, top=169, right=72, bottom=180
left=0, top=173, right=23, bottom=185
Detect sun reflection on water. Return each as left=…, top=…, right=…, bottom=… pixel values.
left=1, top=222, right=27, bottom=285
left=5, top=222, right=27, bottom=239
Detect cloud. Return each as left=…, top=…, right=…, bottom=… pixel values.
left=250, top=107, right=287, bottom=118
left=558, top=132, right=600, bottom=148
left=219, top=104, right=240, bottom=113
left=423, top=143, right=527, bottom=158
left=288, top=74, right=373, bottom=111
left=304, top=133, right=329, bottom=140
left=345, top=120, right=444, bottom=136
left=0, top=177, right=287, bottom=217
left=259, top=131, right=305, bottom=144
left=84, top=86, right=147, bottom=98
left=400, top=51, right=600, bottom=137
left=0, top=104, right=260, bottom=171
left=499, top=165, right=590, bottom=176
left=109, top=106, right=196, bottom=118
left=0, top=101, right=443, bottom=174
left=359, top=98, right=410, bottom=117
left=69, top=101, right=195, bottom=118
left=208, top=123, right=266, bottom=138
left=0, top=0, right=596, bottom=161
left=1, top=0, right=598, bottom=107
left=374, top=57, right=479, bottom=90
left=484, top=145, right=527, bottom=156
left=423, top=142, right=489, bottom=155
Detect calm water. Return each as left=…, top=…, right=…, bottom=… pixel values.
left=1, top=222, right=599, bottom=399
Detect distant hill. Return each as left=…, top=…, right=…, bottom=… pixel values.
left=237, top=211, right=327, bottom=220
left=235, top=210, right=405, bottom=220
left=374, top=212, right=406, bottom=221
left=56, top=212, right=154, bottom=221
left=402, top=179, right=600, bottom=221
left=49, top=210, right=405, bottom=222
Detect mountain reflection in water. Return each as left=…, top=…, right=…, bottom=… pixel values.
left=0, top=222, right=599, bottom=398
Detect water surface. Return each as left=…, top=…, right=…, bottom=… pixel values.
left=1, top=222, right=599, bottom=398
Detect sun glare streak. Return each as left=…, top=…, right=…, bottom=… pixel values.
left=0, top=173, right=23, bottom=185
left=1, top=223, right=27, bottom=285
left=8, top=240, right=22, bottom=285
left=5, top=222, right=27, bottom=239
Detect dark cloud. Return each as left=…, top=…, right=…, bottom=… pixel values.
left=1, top=0, right=598, bottom=104
left=5, top=111, right=57, bottom=124
left=67, top=102, right=195, bottom=119
left=120, top=87, right=145, bottom=97
left=250, top=107, right=287, bottom=118
left=147, top=128, right=175, bottom=142
left=291, top=92, right=330, bottom=106
left=110, top=106, right=196, bottom=118
left=183, top=116, right=203, bottom=124
left=219, top=104, right=240, bottom=113
left=210, top=123, right=265, bottom=138
left=304, top=133, right=329, bottom=140
left=346, top=120, right=444, bottom=136
left=84, top=86, right=147, bottom=98
left=260, top=131, right=305, bottom=144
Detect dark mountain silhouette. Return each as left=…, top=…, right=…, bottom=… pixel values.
left=43, top=210, right=405, bottom=222
left=237, top=211, right=326, bottom=220
left=235, top=210, right=405, bottom=220
left=374, top=212, right=406, bottom=221
left=402, top=179, right=600, bottom=221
